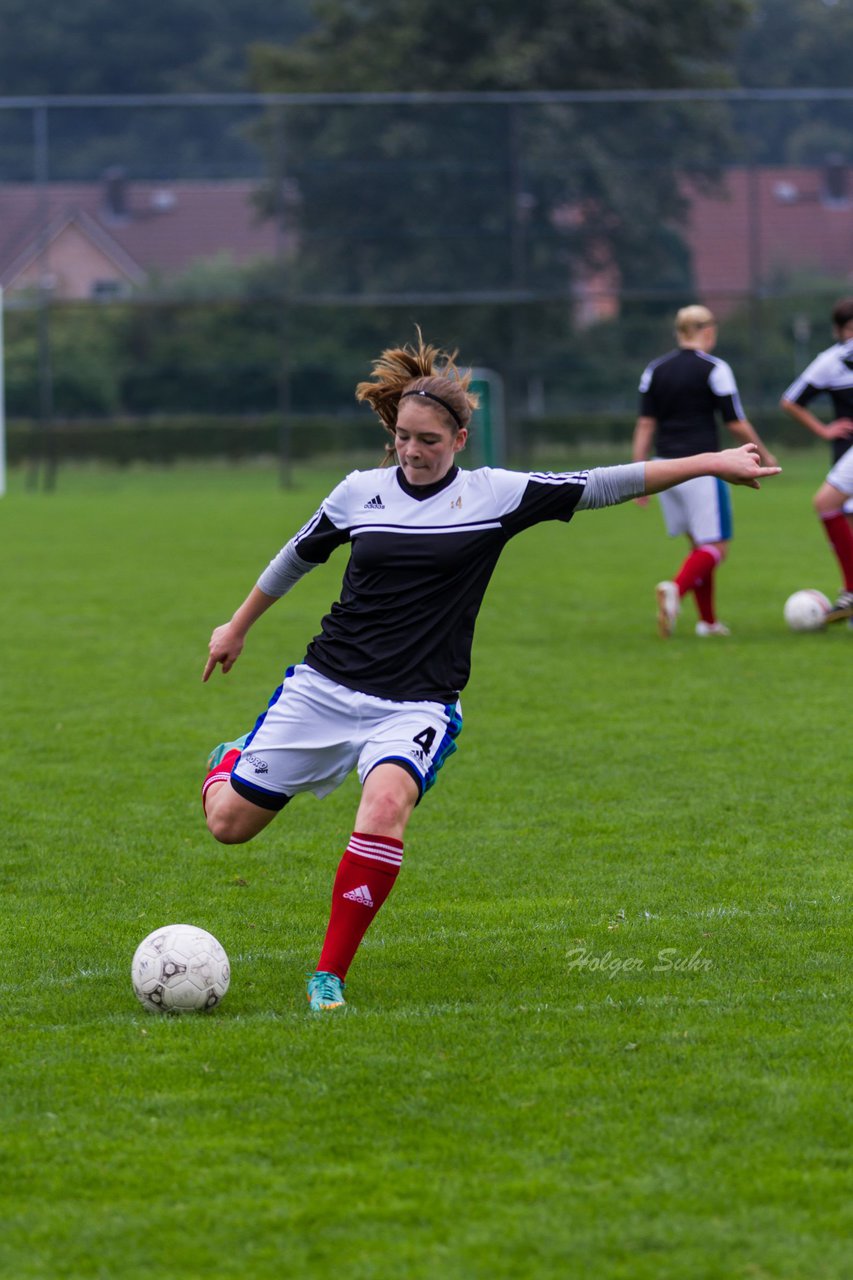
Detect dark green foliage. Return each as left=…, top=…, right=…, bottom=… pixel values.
left=246, top=0, right=750, bottom=306
left=7, top=281, right=848, bottom=451
left=252, top=0, right=750, bottom=93
left=0, top=0, right=313, bottom=95
left=4, top=414, right=383, bottom=467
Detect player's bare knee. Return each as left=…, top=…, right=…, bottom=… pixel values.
left=360, top=789, right=412, bottom=833
left=206, top=810, right=249, bottom=845
left=206, top=798, right=268, bottom=844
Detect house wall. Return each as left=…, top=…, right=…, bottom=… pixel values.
left=13, top=224, right=136, bottom=299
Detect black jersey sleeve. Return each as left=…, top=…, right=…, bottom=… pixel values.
left=291, top=477, right=353, bottom=564
left=501, top=472, right=588, bottom=536
left=292, top=510, right=350, bottom=564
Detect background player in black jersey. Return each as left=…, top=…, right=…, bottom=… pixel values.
left=201, top=332, right=780, bottom=1012
left=780, top=297, right=853, bottom=615
left=632, top=304, right=778, bottom=638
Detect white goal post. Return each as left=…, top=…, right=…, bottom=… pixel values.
left=0, top=286, right=5, bottom=496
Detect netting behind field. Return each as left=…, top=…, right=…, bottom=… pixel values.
left=3, top=90, right=853, bottom=475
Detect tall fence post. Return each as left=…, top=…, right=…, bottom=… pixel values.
left=28, top=102, right=56, bottom=492
left=0, top=285, right=5, bottom=497
left=274, top=103, right=293, bottom=489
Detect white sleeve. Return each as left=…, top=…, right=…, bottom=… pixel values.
left=708, top=358, right=738, bottom=398
left=781, top=349, right=834, bottom=402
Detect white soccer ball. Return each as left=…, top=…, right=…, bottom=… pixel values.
left=783, top=589, right=831, bottom=632
left=131, top=923, right=230, bottom=1013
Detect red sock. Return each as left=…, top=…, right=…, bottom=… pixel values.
left=821, top=511, right=853, bottom=590
left=694, top=573, right=716, bottom=624
left=317, top=832, right=403, bottom=980
left=202, top=747, right=241, bottom=814
left=674, top=545, right=720, bottom=597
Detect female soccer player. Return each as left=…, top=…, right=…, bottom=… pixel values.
left=780, top=297, right=853, bottom=614
left=202, top=332, right=780, bottom=1011
left=632, top=305, right=778, bottom=638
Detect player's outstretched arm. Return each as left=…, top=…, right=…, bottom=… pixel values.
left=643, top=443, right=782, bottom=496
left=202, top=586, right=279, bottom=682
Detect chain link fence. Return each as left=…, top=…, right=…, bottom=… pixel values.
left=3, top=90, right=853, bottom=480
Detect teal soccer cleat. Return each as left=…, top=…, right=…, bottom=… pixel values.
left=306, top=970, right=346, bottom=1011
left=206, top=733, right=250, bottom=771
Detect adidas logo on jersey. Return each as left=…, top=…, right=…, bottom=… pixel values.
left=363, top=495, right=385, bottom=510
left=343, top=884, right=374, bottom=908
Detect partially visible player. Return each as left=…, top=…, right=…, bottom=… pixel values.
left=806, top=449, right=853, bottom=618
left=201, top=331, right=781, bottom=1014
left=780, top=296, right=853, bottom=532
left=633, top=304, right=778, bottom=638
left=780, top=297, right=853, bottom=615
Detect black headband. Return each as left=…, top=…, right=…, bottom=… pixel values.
left=400, top=388, right=464, bottom=430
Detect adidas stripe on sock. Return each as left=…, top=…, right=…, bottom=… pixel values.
left=317, top=831, right=403, bottom=980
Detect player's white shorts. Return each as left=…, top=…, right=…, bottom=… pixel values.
left=827, top=443, right=853, bottom=498
left=229, top=663, right=463, bottom=811
left=656, top=470, right=733, bottom=543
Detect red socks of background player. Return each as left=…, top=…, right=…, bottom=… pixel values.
left=317, top=832, right=403, bottom=980
left=675, top=544, right=723, bottom=623
left=820, top=510, right=853, bottom=590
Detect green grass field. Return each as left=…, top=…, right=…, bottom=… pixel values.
left=1, top=449, right=849, bottom=1279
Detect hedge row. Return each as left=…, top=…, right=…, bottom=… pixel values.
left=5, top=407, right=817, bottom=467
left=5, top=414, right=382, bottom=466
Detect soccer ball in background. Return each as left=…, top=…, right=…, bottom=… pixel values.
left=783, top=589, right=831, bottom=633
left=131, top=923, right=230, bottom=1012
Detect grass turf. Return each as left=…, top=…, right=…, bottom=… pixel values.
left=0, top=450, right=850, bottom=1279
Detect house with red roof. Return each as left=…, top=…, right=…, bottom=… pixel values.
left=0, top=171, right=281, bottom=299
left=685, top=162, right=853, bottom=315
left=2, top=164, right=851, bottom=311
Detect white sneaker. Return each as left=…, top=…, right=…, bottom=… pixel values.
left=695, top=621, right=731, bottom=637
left=655, top=580, right=680, bottom=637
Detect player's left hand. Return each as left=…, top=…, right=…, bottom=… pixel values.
left=827, top=417, right=853, bottom=440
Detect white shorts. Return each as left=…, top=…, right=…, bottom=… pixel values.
left=657, top=471, right=733, bottom=543
left=230, top=664, right=463, bottom=810
left=827, top=443, right=853, bottom=498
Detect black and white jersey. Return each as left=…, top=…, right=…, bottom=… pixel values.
left=258, top=464, right=597, bottom=704
left=638, top=348, right=746, bottom=458
left=782, top=338, right=853, bottom=464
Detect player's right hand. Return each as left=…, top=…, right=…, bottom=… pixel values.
left=202, top=622, right=245, bottom=682
left=826, top=417, right=853, bottom=440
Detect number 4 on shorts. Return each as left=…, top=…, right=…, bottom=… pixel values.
left=413, top=726, right=436, bottom=753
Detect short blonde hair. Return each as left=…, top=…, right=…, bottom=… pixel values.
left=675, top=304, right=716, bottom=339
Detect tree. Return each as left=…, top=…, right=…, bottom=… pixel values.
left=248, top=1, right=751, bottom=302
left=0, top=0, right=313, bottom=95
left=735, top=0, right=853, bottom=164
left=252, top=0, right=749, bottom=93
left=0, top=0, right=315, bottom=179
left=736, top=0, right=853, bottom=93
